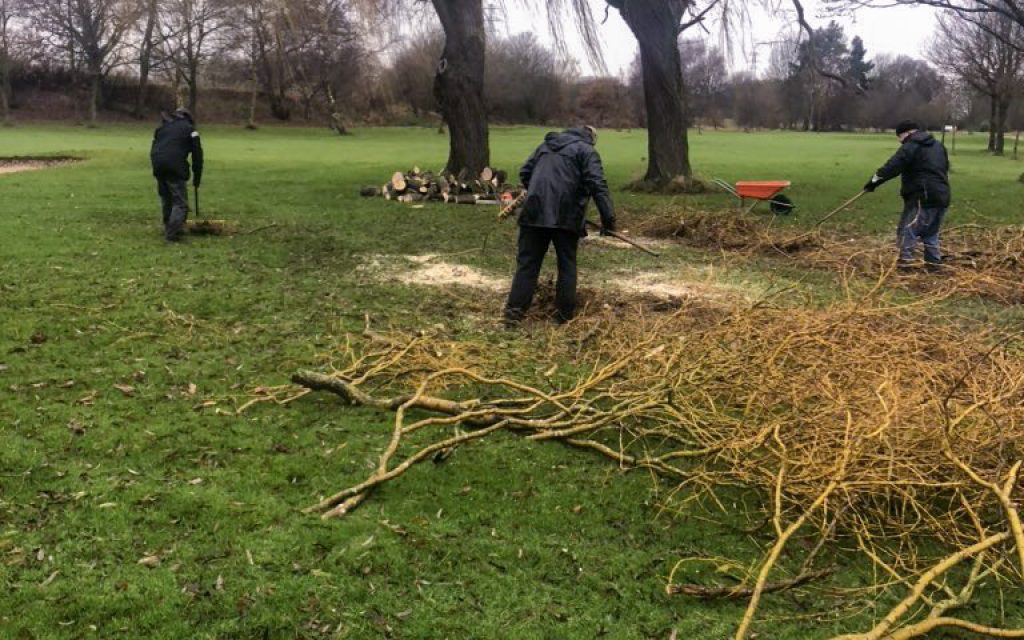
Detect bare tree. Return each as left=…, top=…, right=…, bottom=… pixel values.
left=0, top=0, right=16, bottom=123
left=827, top=0, right=1024, bottom=49
left=157, top=0, right=227, bottom=114
left=679, top=37, right=727, bottom=130
left=929, top=9, right=1024, bottom=153
left=131, top=0, right=160, bottom=117
left=26, top=0, right=136, bottom=124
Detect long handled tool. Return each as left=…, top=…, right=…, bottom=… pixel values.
left=585, top=220, right=660, bottom=257
left=194, top=184, right=201, bottom=220
left=812, top=189, right=867, bottom=230
left=774, top=189, right=869, bottom=250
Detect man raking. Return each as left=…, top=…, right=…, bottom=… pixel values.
left=862, top=120, right=950, bottom=271
left=151, top=107, right=204, bottom=243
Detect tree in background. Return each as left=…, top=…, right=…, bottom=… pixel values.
left=679, top=37, right=727, bottom=130
left=787, top=20, right=849, bottom=131
left=859, top=54, right=948, bottom=130
left=0, top=0, right=15, bottom=123
left=157, top=0, right=228, bottom=115
left=388, top=31, right=444, bottom=119
left=929, top=10, right=1024, bottom=154
left=485, top=32, right=566, bottom=124
left=606, top=0, right=712, bottom=186
left=571, top=76, right=633, bottom=128
left=25, top=0, right=136, bottom=125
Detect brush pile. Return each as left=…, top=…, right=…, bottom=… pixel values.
left=360, top=166, right=522, bottom=204
left=260, top=292, right=1024, bottom=639
left=637, top=209, right=1024, bottom=303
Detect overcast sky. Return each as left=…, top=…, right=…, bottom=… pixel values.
left=500, top=0, right=942, bottom=77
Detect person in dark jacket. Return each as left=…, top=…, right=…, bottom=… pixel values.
left=504, top=125, right=616, bottom=325
left=863, top=120, right=950, bottom=269
left=151, top=108, right=204, bottom=242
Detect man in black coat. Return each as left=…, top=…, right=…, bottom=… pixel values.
left=504, top=125, right=616, bottom=325
left=863, top=120, right=950, bottom=269
left=151, top=108, right=204, bottom=242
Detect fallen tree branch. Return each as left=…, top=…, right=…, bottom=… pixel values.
left=667, top=567, right=833, bottom=599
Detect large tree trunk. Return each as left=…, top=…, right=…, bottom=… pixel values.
left=246, top=58, right=258, bottom=129
left=134, top=0, right=158, bottom=118
left=618, top=0, right=691, bottom=184
left=187, top=62, right=198, bottom=116
left=325, top=83, right=348, bottom=135
left=431, top=0, right=489, bottom=176
left=994, top=95, right=1010, bottom=155
left=0, top=52, right=10, bottom=124
left=87, top=70, right=100, bottom=127
left=988, top=95, right=997, bottom=152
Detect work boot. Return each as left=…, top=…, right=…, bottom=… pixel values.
left=925, top=259, right=947, bottom=274
left=896, top=258, right=918, bottom=272
left=502, top=307, right=525, bottom=329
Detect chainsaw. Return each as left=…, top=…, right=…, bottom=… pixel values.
left=496, top=190, right=528, bottom=221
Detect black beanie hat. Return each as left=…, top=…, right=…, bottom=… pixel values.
left=895, top=121, right=918, bottom=135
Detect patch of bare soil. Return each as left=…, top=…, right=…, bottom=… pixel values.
left=0, top=156, right=79, bottom=175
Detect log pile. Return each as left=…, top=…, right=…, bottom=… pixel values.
left=360, top=167, right=523, bottom=205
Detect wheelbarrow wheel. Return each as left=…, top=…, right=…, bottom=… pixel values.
left=769, top=194, right=795, bottom=215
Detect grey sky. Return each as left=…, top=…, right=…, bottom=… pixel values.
left=502, top=0, right=941, bottom=77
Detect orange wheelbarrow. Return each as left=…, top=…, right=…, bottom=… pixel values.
left=712, top=178, right=796, bottom=215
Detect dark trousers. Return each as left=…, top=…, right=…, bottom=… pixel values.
left=505, top=226, right=579, bottom=322
left=157, top=178, right=189, bottom=241
left=897, top=202, right=946, bottom=263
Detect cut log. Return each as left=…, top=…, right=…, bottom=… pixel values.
left=494, top=169, right=508, bottom=186
left=391, top=171, right=407, bottom=192
left=438, top=177, right=450, bottom=196
left=480, top=167, right=493, bottom=182
left=360, top=186, right=381, bottom=197
left=398, top=193, right=424, bottom=203
left=454, top=194, right=478, bottom=204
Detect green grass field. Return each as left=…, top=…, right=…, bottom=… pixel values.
left=2, top=124, right=1023, bottom=639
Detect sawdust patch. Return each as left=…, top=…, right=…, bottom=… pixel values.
left=608, top=271, right=735, bottom=302
left=0, top=156, right=80, bottom=175
left=360, top=254, right=506, bottom=291
left=361, top=254, right=745, bottom=306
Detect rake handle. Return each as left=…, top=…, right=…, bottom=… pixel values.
left=814, top=190, right=867, bottom=229
left=585, top=220, right=660, bottom=257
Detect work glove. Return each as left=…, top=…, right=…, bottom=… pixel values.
left=862, top=178, right=878, bottom=193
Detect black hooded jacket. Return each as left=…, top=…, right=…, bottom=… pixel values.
left=151, top=113, right=204, bottom=185
left=518, top=128, right=615, bottom=236
left=874, top=130, right=950, bottom=207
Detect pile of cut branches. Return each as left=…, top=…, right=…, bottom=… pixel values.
left=636, top=209, right=1024, bottom=303
left=268, top=294, right=1024, bottom=639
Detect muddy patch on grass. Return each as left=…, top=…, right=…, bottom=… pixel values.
left=0, top=156, right=81, bottom=175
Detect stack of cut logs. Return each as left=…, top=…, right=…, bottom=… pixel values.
left=359, top=167, right=523, bottom=204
